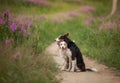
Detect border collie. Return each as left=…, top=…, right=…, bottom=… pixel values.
left=55, top=33, right=97, bottom=72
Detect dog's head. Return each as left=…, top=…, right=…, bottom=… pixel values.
left=57, top=40, right=67, bottom=50
left=55, top=33, right=75, bottom=48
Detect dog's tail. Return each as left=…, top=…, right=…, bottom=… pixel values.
left=86, top=68, right=98, bottom=72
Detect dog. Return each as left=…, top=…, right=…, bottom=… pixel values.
left=55, top=33, right=97, bottom=72
left=57, top=40, right=76, bottom=72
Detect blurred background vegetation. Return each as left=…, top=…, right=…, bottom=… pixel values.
left=0, top=0, right=120, bottom=83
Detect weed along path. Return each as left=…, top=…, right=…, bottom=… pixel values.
left=45, top=42, right=120, bottom=83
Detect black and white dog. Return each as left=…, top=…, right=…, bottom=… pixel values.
left=55, top=33, right=97, bottom=72
left=57, top=39, right=76, bottom=72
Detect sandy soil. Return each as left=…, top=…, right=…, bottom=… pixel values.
left=45, top=42, right=120, bottom=83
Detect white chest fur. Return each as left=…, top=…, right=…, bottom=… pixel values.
left=59, top=48, right=76, bottom=72
left=59, top=48, right=72, bottom=58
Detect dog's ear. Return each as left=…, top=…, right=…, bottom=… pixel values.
left=57, top=39, right=64, bottom=46
left=64, top=33, right=69, bottom=37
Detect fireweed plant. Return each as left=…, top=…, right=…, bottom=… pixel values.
left=0, top=9, right=33, bottom=46
left=0, top=9, right=58, bottom=83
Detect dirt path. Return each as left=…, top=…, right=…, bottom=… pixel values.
left=45, top=42, right=120, bottom=83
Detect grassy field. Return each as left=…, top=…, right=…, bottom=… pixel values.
left=0, top=0, right=120, bottom=82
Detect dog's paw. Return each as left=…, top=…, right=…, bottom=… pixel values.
left=70, top=68, right=76, bottom=72
left=61, top=69, right=65, bottom=71
left=66, top=68, right=71, bottom=72
left=70, top=69, right=75, bottom=72
left=61, top=67, right=65, bottom=71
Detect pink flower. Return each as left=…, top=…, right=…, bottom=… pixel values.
left=83, top=17, right=94, bottom=26
left=107, top=22, right=117, bottom=29
left=5, top=9, right=10, bottom=15
left=27, top=31, right=31, bottom=35
left=0, top=12, right=3, bottom=18
left=52, top=18, right=63, bottom=23
left=80, top=6, right=95, bottom=13
left=27, top=0, right=51, bottom=6
left=37, top=16, right=46, bottom=21
left=88, top=17, right=94, bottom=23
left=13, top=52, right=21, bottom=60
left=4, top=9, right=10, bottom=19
left=8, top=17, right=14, bottom=24
left=21, top=28, right=26, bottom=34
left=69, top=11, right=78, bottom=17
left=0, top=18, right=5, bottom=25
left=10, top=23, right=17, bottom=31
left=27, top=21, right=33, bottom=28
left=5, top=39, right=11, bottom=44
left=99, top=16, right=105, bottom=22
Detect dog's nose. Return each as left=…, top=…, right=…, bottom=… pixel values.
left=62, top=47, right=65, bottom=50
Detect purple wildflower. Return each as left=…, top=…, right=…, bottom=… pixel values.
left=27, top=0, right=51, bottom=6
left=99, top=16, right=105, bottom=22
left=83, top=17, right=94, bottom=26
left=13, top=52, right=21, bottom=60
left=8, top=17, right=14, bottom=24
left=0, top=12, right=3, bottom=18
left=61, top=13, right=69, bottom=18
left=118, top=23, right=120, bottom=27
left=69, top=11, right=78, bottom=17
left=0, top=18, right=5, bottom=25
left=37, top=16, right=46, bottom=21
left=80, top=6, right=95, bottom=13
left=17, top=19, right=22, bottom=26
left=26, top=21, right=33, bottom=28
left=5, top=39, right=11, bottom=44
left=27, top=31, right=31, bottom=35
left=4, top=9, right=10, bottom=20
left=10, top=23, right=17, bottom=31
left=21, top=28, right=26, bottom=34
left=5, top=9, right=10, bottom=15
left=88, top=17, right=94, bottom=23
left=52, top=18, right=63, bottom=23
left=107, top=22, right=116, bottom=29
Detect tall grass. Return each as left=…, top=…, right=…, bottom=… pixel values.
left=0, top=10, right=59, bottom=83
left=0, top=41, right=58, bottom=83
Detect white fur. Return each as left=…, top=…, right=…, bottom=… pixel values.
left=91, top=68, right=98, bottom=72
left=70, top=60, right=76, bottom=72
left=55, top=35, right=61, bottom=42
left=58, top=41, right=76, bottom=72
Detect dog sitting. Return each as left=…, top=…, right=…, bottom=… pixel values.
left=57, top=40, right=76, bottom=72
left=55, top=33, right=98, bottom=72
left=56, top=33, right=85, bottom=72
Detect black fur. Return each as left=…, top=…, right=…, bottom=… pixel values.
left=58, top=33, right=86, bottom=71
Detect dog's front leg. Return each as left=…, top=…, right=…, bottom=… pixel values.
left=61, top=58, right=67, bottom=71
left=70, top=59, right=76, bottom=72
left=66, top=56, right=72, bottom=72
